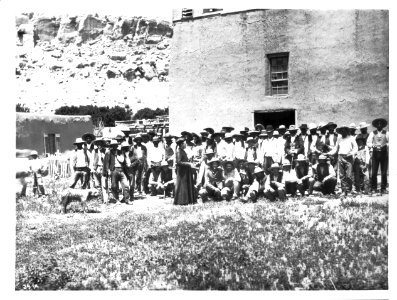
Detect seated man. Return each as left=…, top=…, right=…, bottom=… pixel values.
left=240, top=158, right=256, bottom=199
left=312, top=154, right=337, bottom=195
left=199, top=157, right=223, bottom=202
left=264, top=163, right=286, bottom=201
left=196, top=148, right=215, bottom=190
left=281, top=159, right=298, bottom=197
left=294, top=154, right=315, bottom=196
left=221, top=159, right=241, bottom=201
left=149, top=160, right=175, bottom=197
left=243, top=166, right=266, bottom=203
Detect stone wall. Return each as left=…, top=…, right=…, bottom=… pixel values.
left=169, top=10, right=389, bottom=133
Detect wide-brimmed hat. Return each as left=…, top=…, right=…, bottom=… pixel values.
left=120, top=141, right=130, bottom=149
left=318, top=154, right=328, bottom=161
left=200, top=131, right=209, bottom=137
left=222, top=159, right=235, bottom=168
left=255, top=123, right=265, bottom=131
left=176, top=137, right=185, bottom=145
left=336, top=125, right=350, bottom=134
left=82, top=133, right=96, bottom=142
left=29, top=150, right=38, bottom=157
left=147, top=130, right=156, bottom=136
left=357, top=122, right=370, bottom=129
left=372, top=118, right=387, bottom=128
left=164, top=133, right=174, bottom=139
left=73, top=138, right=86, bottom=145
left=140, top=132, right=149, bottom=138
left=318, top=122, right=327, bottom=130
left=308, top=123, right=317, bottom=130
left=266, top=125, right=274, bottom=132
left=288, top=125, right=298, bottom=132
left=295, top=154, right=307, bottom=162
left=299, top=124, right=308, bottom=130
left=259, top=131, right=268, bottom=137
left=349, top=123, right=357, bottom=129
left=278, top=125, right=286, bottom=130
left=93, top=138, right=107, bottom=146
left=152, top=136, right=160, bottom=142
left=273, top=130, right=280, bottom=136
left=284, top=131, right=291, bottom=136
left=109, top=139, right=118, bottom=146
left=327, top=122, right=338, bottom=129
left=181, top=131, right=193, bottom=138
left=204, top=148, right=215, bottom=155
left=133, top=134, right=143, bottom=142
left=203, top=127, right=215, bottom=134
left=269, top=162, right=281, bottom=170
left=232, top=131, right=243, bottom=138
left=208, top=157, right=220, bottom=166
left=282, top=159, right=291, bottom=166
left=247, top=130, right=260, bottom=137
left=253, top=166, right=265, bottom=175
left=222, top=126, right=234, bottom=132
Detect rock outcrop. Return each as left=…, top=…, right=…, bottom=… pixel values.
left=16, top=13, right=172, bottom=114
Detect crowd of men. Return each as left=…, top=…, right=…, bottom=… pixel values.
left=69, top=117, right=388, bottom=204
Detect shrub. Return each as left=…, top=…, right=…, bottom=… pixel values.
left=16, top=103, right=30, bottom=112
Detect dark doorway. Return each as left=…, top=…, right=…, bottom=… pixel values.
left=254, top=109, right=295, bottom=129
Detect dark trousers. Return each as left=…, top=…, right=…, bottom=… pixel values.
left=338, top=155, right=354, bottom=193
left=353, top=159, right=369, bottom=193
left=313, top=177, right=337, bottom=194
left=263, top=156, right=274, bottom=174
left=111, top=168, right=130, bottom=202
left=70, top=168, right=89, bottom=189
left=371, top=150, right=388, bottom=191
left=131, top=161, right=144, bottom=194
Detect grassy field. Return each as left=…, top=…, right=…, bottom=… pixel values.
left=15, top=178, right=388, bottom=290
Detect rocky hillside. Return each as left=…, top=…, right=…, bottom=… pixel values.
left=15, top=13, right=172, bottom=114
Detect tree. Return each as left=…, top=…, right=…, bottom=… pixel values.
left=16, top=103, right=30, bottom=112
left=132, top=107, right=168, bottom=120
left=54, top=105, right=132, bottom=127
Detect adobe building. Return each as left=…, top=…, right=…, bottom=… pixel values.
left=169, top=9, right=389, bottom=133
left=16, top=113, right=93, bottom=155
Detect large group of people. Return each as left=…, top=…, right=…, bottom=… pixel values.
left=68, top=117, right=389, bottom=205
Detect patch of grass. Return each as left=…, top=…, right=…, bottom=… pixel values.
left=15, top=178, right=388, bottom=290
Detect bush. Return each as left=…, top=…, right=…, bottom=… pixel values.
left=132, top=107, right=168, bottom=120
left=16, top=103, right=30, bottom=112
left=54, top=105, right=132, bottom=127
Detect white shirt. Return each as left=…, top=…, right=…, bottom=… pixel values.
left=328, top=136, right=358, bottom=156
left=233, top=142, right=246, bottom=160
left=149, top=145, right=164, bottom=163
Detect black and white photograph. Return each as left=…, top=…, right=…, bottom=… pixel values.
left=2, top=0, right=394, bottom=297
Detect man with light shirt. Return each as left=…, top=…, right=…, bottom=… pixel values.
left=326, top=125, right=358, bottom=196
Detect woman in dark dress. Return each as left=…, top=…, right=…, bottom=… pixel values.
left=174, top=138, right=197, bottom=205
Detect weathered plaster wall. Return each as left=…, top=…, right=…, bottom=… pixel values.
left=16, top=113, right=93, bottom=155
left=169, top=9, right=389, bottom=133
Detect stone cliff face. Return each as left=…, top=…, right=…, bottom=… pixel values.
left=16, top=13, right=172, bottom=114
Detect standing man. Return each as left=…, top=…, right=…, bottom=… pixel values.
left=367, top=118, right=389, bottom=194
left=326, top=125, right=358, bottom=196
left=298, top=124, right=310, bottom=159
left=354, top=135, right=370, bottom=194
left=70, top=138, right=89, bottom=189
left=129, top=134, right=147, bottom=197
left=263, top=125, right=279, bottom=174
left=308, top=123, right=318, bottom=164
left=29, top=150, right=48, bottom=197
left=285, top=125, right=303, bottom=165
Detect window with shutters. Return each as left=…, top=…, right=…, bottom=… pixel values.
left=267, top=53, right=289, bottom=96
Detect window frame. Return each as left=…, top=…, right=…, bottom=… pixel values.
left=267, top=52, right=289, bottom=96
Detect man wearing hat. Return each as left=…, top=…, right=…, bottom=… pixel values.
left=285, top=125, right=304, bottom=164
left=244, top=137, right=258, bottom=162
left=262, top=125, right=280, bottom=174
left=257, top=131, right=268, bottom=166
left=255, top=123, right=265, bottom=132
left=103, top=140, right=131, bottom=204
left=311, top=123, right=331, bottom=165
left=222, top=133, right=235, bottom=160
left=367, top=118, right=389, bottom=194
left=92, top=138, right=109, bottom=203
left=357, top=122, right=370, bottom=143
left=149, top=160, right=175, bottom=197
left=232, top=132, right=246, bottom=162
left=163, top=133, right=175, bottom=167
left=239, top=158, right=256, bottom=198
left=281, top=159, right=298, bottom=197
left=308, top=123, right=318, bottom=164
left=203, top=127, right=215, bottom=135
left=29, top=150, right=48, bottom=197
left=128, top=134, right=147, bottom=197
left=70, top=138, right=89, bottom=189
left=221, top=159, right=241, bottom=200
left=353, top=135, right=370, bottom=194
left=222, top=126, right=235, bottom=133
left=243, top=166, right=266, bottom=203
left=145, top=136, right=165, bottom=195
left=348, top=123, right=357, bottom=138
left=293, top=154, right=315, bottom=196
left=326, top=125, right=358, bottom=196
left=311, top=154, right=337, bottom=195
left=298, top=124, right=310, bottom=158
left=196, top=148, right=216, bottom=190
left=278, top=125, right=286, bottom=137
left=199, top=157, right=223, bottom=202
left=82, top=133, right=96, bottom=188
left=264, top=163, right=286, bottom=201
left=322, top=122, right=338, bottom=169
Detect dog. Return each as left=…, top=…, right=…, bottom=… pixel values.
left=59, top=188, right=99, bottom=214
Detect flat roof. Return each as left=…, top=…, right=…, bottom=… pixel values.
left=173, top=9, right=268, bottom=24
